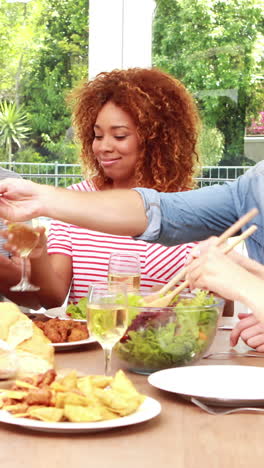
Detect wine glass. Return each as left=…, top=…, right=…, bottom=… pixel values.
left=108, top=252, right=141, bottom=291
left=8, top=222, right=40, bottom=292
left=86, top=282, right=128, bottom=375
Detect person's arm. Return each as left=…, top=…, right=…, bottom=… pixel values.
left=228, top=251, right=264, bottom=280
left=0, top=178, right=147, bottom=236
left=0, top=177, right=238, bottom=245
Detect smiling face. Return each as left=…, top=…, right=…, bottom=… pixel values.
left=92, top=101, right=141, bottom=188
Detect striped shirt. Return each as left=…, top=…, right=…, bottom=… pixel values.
left=47, top=180, right=196, bottom=304
left=0, top=167, right=21, bottom=257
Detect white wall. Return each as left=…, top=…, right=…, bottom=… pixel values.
left=89, top=0, right=156, bottom=79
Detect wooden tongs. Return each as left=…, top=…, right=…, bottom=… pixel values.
left=144, top=207, right=259, bottom=308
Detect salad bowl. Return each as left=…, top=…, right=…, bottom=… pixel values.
left=114, top=290, right=225, bottom=375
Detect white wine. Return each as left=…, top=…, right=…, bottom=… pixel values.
left=8, top=224, right=40, bottom=257
left=87, top=304, right=128, bottom=347
left=108, top=273, right=141, bottom=291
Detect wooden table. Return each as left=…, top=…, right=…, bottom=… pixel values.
left=1, top=321, right=264, bottom=468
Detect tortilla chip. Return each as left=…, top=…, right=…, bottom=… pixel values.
left=95, top=388, right=143, bottom=417
left=28, top=406, right=64, bottom=422
left=99, top=407, right=119, bottom=420
left=57, top=371, right=78, bottom=390
left=76, top=376, right=94, bottom=396
left=2, top=390, right=27, bottom=400
left=12, top=413, right=30, bottom=418
left=63, top=392, right=91, bottom=407
left=4, top=403, right=28, bottom=414
left=14, top=380, right=38, bottom=390
left=89, top=375, right=113, bottom=389
left=64, top=404, right=103, bottom=422
left=111, top=370, right=139, bottom=396
left=53, top=392, right=63, bottom=408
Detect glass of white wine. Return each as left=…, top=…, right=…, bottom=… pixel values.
left=86, top=282, right=128, bottom=375
left=8, top=222, right=40, bottom=292
left=108, top=252, right=141, bottom=291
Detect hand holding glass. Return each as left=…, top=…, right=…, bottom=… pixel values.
left=8, top=223, right=40, bottom=292
left=108, top=252, right=141, bottom=291
left=87, top=282, right=128, bottom=375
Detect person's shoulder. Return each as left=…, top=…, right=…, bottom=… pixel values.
left=243, top=161, right=264, bottom=178
left=0, top=167, right=21, bottom=179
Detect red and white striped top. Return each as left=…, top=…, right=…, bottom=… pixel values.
left=47, top=180, right=196, bottom=304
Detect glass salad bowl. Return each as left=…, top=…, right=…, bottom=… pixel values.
left=114, top=290, right=225, bottom=375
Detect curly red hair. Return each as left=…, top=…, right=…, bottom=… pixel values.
left=69, top=67, right=201, bottom=192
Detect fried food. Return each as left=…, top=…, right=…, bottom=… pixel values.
left=0, top=369, right=145, bottom=423
left=33, top=318, right=89, bottom=343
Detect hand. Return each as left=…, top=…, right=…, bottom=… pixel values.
left=1, top=226, right=47, bottom=259
left=230, top=313, right=264, bottom=352
left=185, top=244, right=247, bottom=301
left=0, top=178, right=49, bottom=221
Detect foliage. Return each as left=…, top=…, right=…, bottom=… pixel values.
left=0, top=0, right=45, bottom=103
left=0, top=100, right=31, bottom=163
left=0, top=0, right=88, bottom=161
left=198, top=126, right=224, bottom=166
left=153, top=0, right=264, bottom=164
left=41, top=133, right=80, bottom=164
left=23, top=0, right=88, bottom=144
left=14, top=146, right=46, bottom=163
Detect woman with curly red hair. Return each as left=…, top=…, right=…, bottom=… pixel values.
left=72, top=67, right=200, bottom=192
left=18, top=67, right=201, bottom=308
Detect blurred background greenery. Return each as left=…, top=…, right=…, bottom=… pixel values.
left=0, top=0, right=263, bottom=168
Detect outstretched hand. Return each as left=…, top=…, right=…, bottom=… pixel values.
left=1, top=225, right=47, bottom=259
left=0, top=178, right=47, bottom=221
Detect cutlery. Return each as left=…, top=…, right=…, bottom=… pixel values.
left=202, top=351, right=264, bottom=359
left=217, top=325, right=234, bottom=330
left=191, top=397, right=264, bottom=415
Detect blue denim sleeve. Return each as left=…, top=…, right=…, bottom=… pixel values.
left=132, top=188, right=162, bottom=242
left=133, top=184, right=238, bottom=246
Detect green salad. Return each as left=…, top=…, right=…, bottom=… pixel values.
left=115, top=290, right=221, bottom=371
left=66, top=297, right=87, bottom=320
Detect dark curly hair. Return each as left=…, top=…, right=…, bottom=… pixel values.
left=69, top=67, right=201, bottom=192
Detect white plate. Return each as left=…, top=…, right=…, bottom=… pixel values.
left=0, top=397, right=161, bottom=433
left=51, top=336, right=97, bottom=351
left=45, top=307, right=86, bottom=323
left=148, top=365, right=264, bottom=406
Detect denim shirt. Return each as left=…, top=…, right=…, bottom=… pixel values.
left=134, top=161, right=264, bottom=264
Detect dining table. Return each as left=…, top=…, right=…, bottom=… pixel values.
left=1, top=315, right=264, bottom=468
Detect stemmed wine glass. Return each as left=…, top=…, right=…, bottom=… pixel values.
left=7, top=222, right=40, bottom=292
left=86, top=282, right=128, bottom=375
left=108, top=252, right=141, bottom=291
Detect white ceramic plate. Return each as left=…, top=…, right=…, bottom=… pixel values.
left=51, top=336, right=97, bottom=351
left=148, top=365, right=264, bottom=407
left=0, top=397, right=161, bottom=433
left=45, top=307, right=86, bottom=323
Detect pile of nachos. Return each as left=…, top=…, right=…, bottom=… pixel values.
left=0, top=369, right=145, bottom=423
